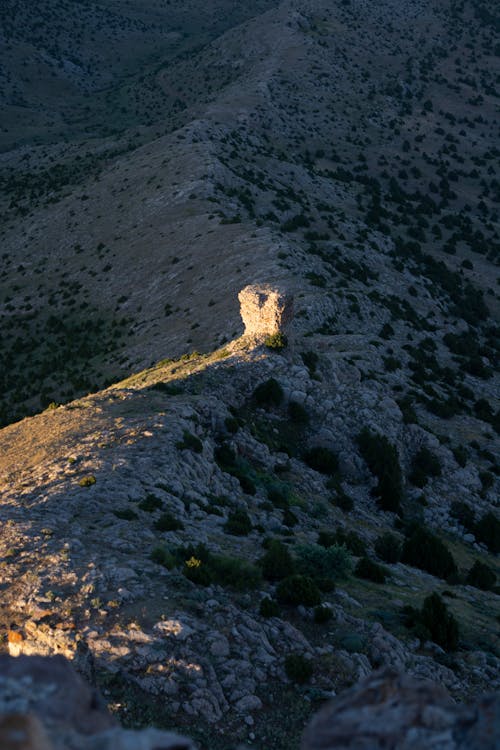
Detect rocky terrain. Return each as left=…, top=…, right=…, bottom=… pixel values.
left=1, top=657, right=499, bottom=750
left=0, top=1, right=498, bottom=748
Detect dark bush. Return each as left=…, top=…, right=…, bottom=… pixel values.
left=288, top=400, right=310, bottom=425
left=452, top=445, right=468, bottom=468
left=420, top=593, right=459, bottom=651
left=331, top=491, right=354, bottom=512
left=155, top=512, right=184, bottom=532
left=224, top=509, right=252, bottom=536
left=260, top=597, right=280, bottom=618
left=450, top=501, right=475, bottom=531
left=467, top=560, right=496, bottom=591
left=214, top=444, right=257, bottom=495
left=234, top=471, right=257, bottom=495
left=284, top=654, right=313, bottom=684
left=374, top=532, right=402, bottom=563
left=357, top=429, right=403, bottom=513
left=409, top=447, right=442, bottom=487
left=214, top=443, right=237, bottom=467
left=113, top=508, right=138, bottom=521
left=176, top=430, right=203, bottom=453
left=339, top=530, right=365, bottom=556
left=224, top=416, right=239, bottom=434
left=261, top=540, right=295, bottom=581
left=317, top=530, right=337, bottom=548
left=210, top=555, right=261, bottom=590
left=295, top=543, right=352, bottom=582
left=479, top=471, right=494, bottom=492
left=283, top=508, right=298, bottom=527
left=475, top=512, right=500, bottom=553
left=354, top=556, right=388, bottom=583
left=401, top=527, right=457, bottom=579
left=180, top=546, right=260, bottom=590
left=150, top=546, right=176, bottom=569
left=314, top=605, right=333, bottom=624
left=303, top=446, right=339, bottom=476
left=301, top=350, right=319, bottom=374
left=253, top=378, right=284, bottom=407
left=184, top=558, right=212, bottom=586
left=138, top=494, right=163, bottom=512
left=276, top=575, right=321, bottom=607
left=267, top=485, right=289, bottom=509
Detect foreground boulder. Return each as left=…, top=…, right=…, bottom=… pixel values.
left=301, top=667, right=500, bottom=750
left=1, top=657, right=499, bottom=749
left=0, top=655, right=195, bottom=750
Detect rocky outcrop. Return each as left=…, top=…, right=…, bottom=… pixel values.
left=301, top=667, right=500, bottom=750
left=2, top=658, right=499, bottom=750
left=238, top=284, right=293, bottom=338
left=0, top=655, right=195, bottom=750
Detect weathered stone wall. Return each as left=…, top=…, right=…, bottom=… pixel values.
left=238, top=284, right=293, bottom=338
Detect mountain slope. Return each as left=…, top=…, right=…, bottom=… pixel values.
left=0, top=1, right=499, bottom=748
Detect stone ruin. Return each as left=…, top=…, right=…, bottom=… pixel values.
left=238, top=284, right=293, bottom=339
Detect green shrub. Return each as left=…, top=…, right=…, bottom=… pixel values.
left=285, top=654, right=313, bottom=684
left=467, top=560, right=496, bottom=591
left=288, top=400, right=310, bottom=425
left=155, top=512, right=184, bottom=532
left=409, top=447, right=442, bottom=487
left=357, top=429, right=403, bottom=513
left=150, top=546, right=176, bottom=569
left=354, top=556, right=388, bottom=584
left=210, top=555, right=261, bottom=590
left=234, top=471, right=257, bottom=495
left=260, top=597, right=280, bottom=618
left=78, top=475, right=96, bottom=487
left=474, top=512, right=500, bottom=553
left=303, top=446, right=339, bottom=476
left=401, top=527, right=457, bottom=579
left=420, top=593, right=459, bottom=651
left=224, top=509, right=252, bottom=536
left=374, top=532, right=402, bottom=563
left=264, top=332, right=288, bottom=351
left=327, top=529, right=365, bottom=556
left=276, top=575, right=321, bottom=606
left=295, top=543, right=352, bottom=582
left=179, top=546, right=261, bottom=590
left=314, top=605, right=333, bottom=624
left=261, top=540, right=295, bottom=581
left=252, top=378, right=283, bottom=407
left=267, top=486, right=289, bottom=509
left=176, top=430, right=203, bottom=453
